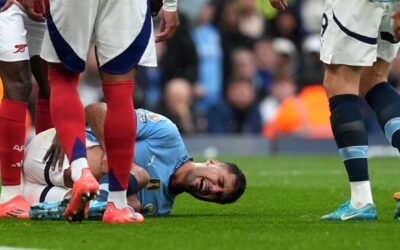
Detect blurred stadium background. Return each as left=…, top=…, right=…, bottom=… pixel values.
left=1, top=0, right=397, bottom=156
left=3, top=1, right=400, bottom=249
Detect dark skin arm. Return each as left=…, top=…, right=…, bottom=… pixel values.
left=85, top=102, right=107, bottom=150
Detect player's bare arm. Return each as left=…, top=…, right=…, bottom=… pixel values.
left=269, top=0, right=288, bottom=11
left=21, top=0, right=45, bottom=22
left=393, top=5, right=400, bottom=40
left=155, top=0, right=180, bottom=43
left=0, top=0, right=14, bottom=12
left=85, top=102, right=107, bottom=149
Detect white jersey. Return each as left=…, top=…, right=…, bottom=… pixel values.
left=320, top=0, right=400, bottom=66
left=41, top=0, right=157, bottom=73
left=0, top=2, right=46, bottom=61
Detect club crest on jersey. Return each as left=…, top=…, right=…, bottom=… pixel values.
left=145, top=178, right=161, bottom=190
left=147, top=113, right=160, bottom=122
left=13, top=44, right=28, bottom=54
left=147, top=112, right=167, bottom=122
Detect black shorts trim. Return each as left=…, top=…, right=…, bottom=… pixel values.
left=39, top=186, right=54, bottom=202
left=333, top=12, right=377, bottom=45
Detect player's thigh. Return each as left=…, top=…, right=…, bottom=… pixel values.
left=359, top=58, right=392, bottom=97
left=320, top=0, right=386, bottom=67
left=323, top=64, right=362, bottom=97
left=24, top=14, right=46, bottom=58
left=24, top=129, right=69, bottom=187
left=0, top=3, right=30, bottom=62
left=41, top=0, right=97, bottom=73
left=95, top=0, right=156, bottom=75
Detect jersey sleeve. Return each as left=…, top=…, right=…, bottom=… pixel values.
left=135, top=109, right=181, bottom=146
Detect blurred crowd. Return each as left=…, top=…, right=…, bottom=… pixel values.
left=6, top=0, right=400, bottom=138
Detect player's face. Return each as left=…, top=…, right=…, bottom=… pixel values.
left=187, top=160, right=236, bottom=204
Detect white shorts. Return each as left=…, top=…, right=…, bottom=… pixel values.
left=41, top=0, right=157, bottom=73
left=320, top=0, right=400, bottom=66
left=22, top=128, right=101, bottom=203
left=0, top=2, right=46, bottom=61
left=23, top=129, right=69, bottom=187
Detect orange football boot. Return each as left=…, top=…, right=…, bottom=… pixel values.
left=0, top=195, right=30, bottom=219
left=102, top=202, right=144, bottom=224
left=65, top=168, right=99, bottom=222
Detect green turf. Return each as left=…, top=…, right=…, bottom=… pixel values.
left=1, top=155, right=400, bottom=250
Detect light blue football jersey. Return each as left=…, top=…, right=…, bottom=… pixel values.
left=94, top=109, right=192, bottom=216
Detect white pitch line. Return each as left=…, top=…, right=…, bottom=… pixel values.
left=0, top=247, right=47, bottom=250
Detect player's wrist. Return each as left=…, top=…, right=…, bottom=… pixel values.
left=162, top=0, right=177, bottom=12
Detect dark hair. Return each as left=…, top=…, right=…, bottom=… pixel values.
left=221, top=162, right=246, bottom=204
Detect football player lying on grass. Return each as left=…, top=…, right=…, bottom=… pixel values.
left=23, top=103, right=246, bottom=219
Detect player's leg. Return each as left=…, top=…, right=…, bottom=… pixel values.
left=0, top=3, right=33, bottom=218
left=322, top=65, right=376, bottom=220
left=362, top=60, right=400, bottom=150
left=23, top=182, right=72, bottom=220
left=95, top=0, right=155, bottom=223
left=319, top=0, right=383, bottom=220
left=361, top=8, right=400, bottom=219
left=40, top=0, right=99, bottom=221
left=24, top=15, right=53, bottom=134
left=30, top=56, right=53, bottom=134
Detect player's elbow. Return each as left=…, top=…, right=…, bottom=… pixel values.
left=135, top=167, right=150, bottom=189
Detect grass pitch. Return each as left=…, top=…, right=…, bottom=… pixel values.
left=1, top=155, right=400, bottom=250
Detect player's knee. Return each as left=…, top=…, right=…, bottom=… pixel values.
left=135, top=168, right=150, bottom=189
left=0, top=61, right=32, bottom=101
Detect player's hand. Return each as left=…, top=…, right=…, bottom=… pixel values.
left=269, top=0, right=288, bottom=11
left=43, top=134, right=65, bottom=172
left=0, top=0, right=14, bottom=12
left=393, top=6, right=400, bottom=40
left=155, top=8, right=179, bottom=43
left=21, top=0, right=45, bottom=22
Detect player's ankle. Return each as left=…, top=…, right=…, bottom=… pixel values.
left=70, top=158, right=89, bottom=182
left=107, top=190, right=128, bottom=209
left=0, top=185, right=22, bottom=204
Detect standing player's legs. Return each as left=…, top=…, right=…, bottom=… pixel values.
left=0, top=3, right=33, bottom=218
left=31, top=55, right=53, bottom=134
left=95, top=0, right=155, bottom=223
left=319, top=0, right=384, bottom=220
left=323, top=65, right=375, bottom=217
left=24, top=15, right=53, bottom=134
left=40, top=0, right=99, bottom=221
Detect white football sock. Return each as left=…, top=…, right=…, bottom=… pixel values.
left=350, top=181, right=373, bottom=208
left=108, top=190, right=127, bottom=209
left=0, top=185, right=21, bottom=204
left=70, top=158, right=89, bottom=182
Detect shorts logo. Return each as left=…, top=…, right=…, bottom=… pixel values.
left=13, top=44, right=28, bottom=54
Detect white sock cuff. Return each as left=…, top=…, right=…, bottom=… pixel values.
left=0, top=185, right=22, bottom=204
left=108, top=190, right=127, bottom=209
left=70, top=158, right=89, bottom=182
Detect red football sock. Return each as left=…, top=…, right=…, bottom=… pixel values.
left=0, top=99, right=27, bottom=186
left=48, top=68, right=87, bottom=162
left=34, top=98, right=53, bottom=134
left=102, top=80, right=136, bottom=191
